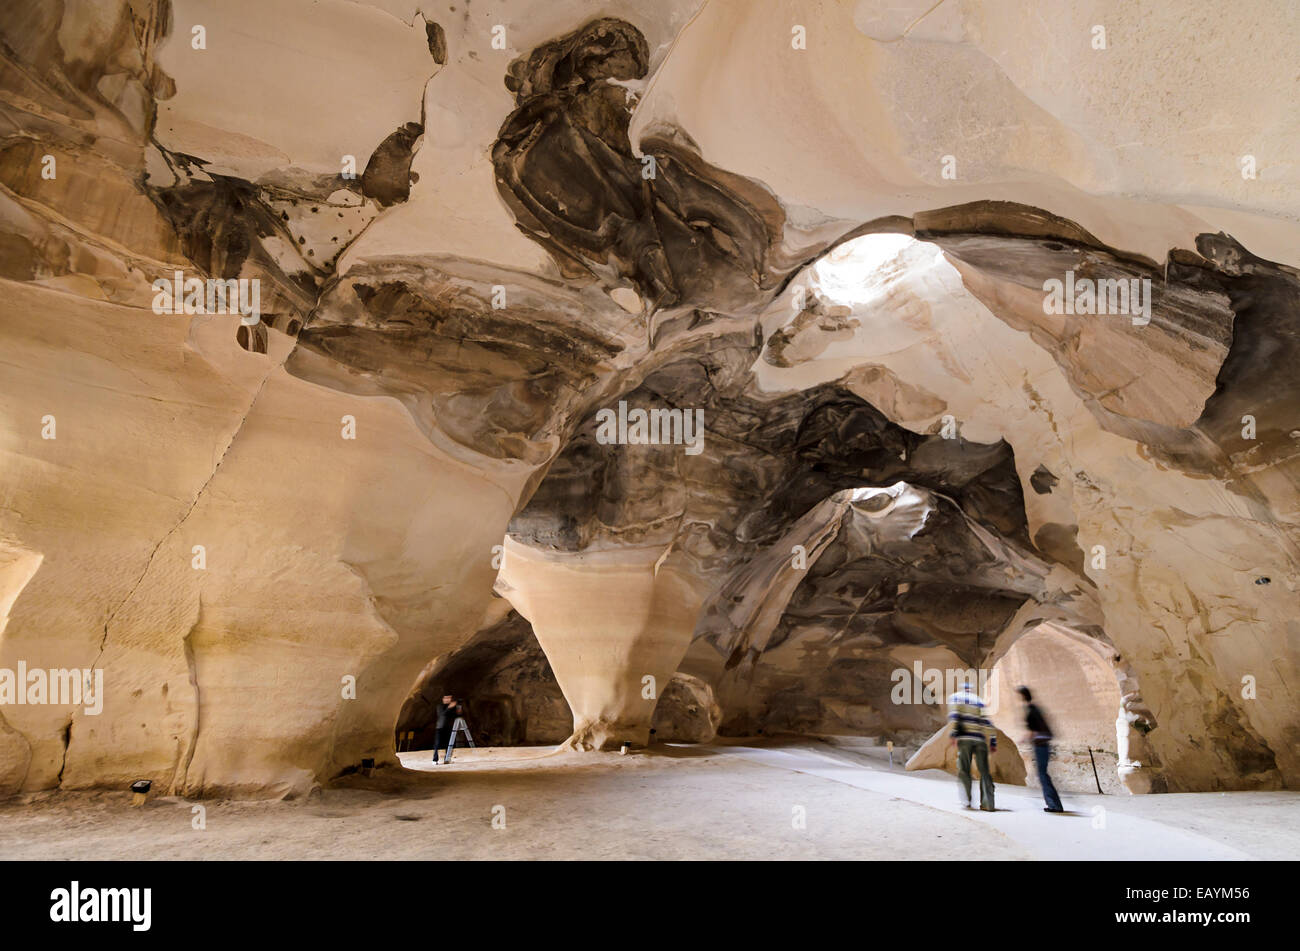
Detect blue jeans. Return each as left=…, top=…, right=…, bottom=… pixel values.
left=1034, top=743, right=1063, bottom=811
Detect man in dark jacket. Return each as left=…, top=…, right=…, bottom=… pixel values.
left=1018, top=685, right=1064, bottom=812
left=432, top=694, right=462, bottom=764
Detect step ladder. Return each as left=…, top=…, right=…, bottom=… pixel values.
left=442, top=716, right=475, bottom=763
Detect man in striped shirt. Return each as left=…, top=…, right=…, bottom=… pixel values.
left=948, top=680, right=997, bottom=811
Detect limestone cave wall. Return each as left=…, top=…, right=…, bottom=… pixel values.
left=0, top=0, right=1295, bottom=797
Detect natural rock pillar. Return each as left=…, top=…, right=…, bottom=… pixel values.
left=495, top=537, right=706, bottom=750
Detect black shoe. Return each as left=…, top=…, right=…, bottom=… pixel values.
left=1044, top=807, right=1064, bottom=813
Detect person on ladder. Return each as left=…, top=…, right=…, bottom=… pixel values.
left=432, top=694, right=462, bottom=765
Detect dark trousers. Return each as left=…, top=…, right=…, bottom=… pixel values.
left=432, top=725, right=451, bottom=761
left=956, top=738, right=995, bottom=810
left=1034, top=743, right=1063, bottom=811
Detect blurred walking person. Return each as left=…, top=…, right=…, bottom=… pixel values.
left=1017, top=686, right=1064, bottom=813
left=948, top=680, right=997, bottom=811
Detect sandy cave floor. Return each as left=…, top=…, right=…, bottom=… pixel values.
left=0, top=739, right=1294, bottom=861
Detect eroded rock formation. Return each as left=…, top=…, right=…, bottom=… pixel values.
left=0, top=0, right=1295, bottom=799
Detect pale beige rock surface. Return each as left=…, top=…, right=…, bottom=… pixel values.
left=496, top=538, right=708, bottom=749
left=0, top=0, right=1295, bottom=801
left=905, top=723, right=1028, bottom=786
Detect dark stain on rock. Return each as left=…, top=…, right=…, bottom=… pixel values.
left=1030, top=463, right=1058, bottom=494
left=361, top=121, right=424, bottom=207
left=915, top=199, right=1153, bottom=268
left=150, top=174, right=255, bottom=279
left=1187, top=233, right=1300, bottom=477
left=425, top=20, right=447, bottom=64
left=491, top=18, right=800, bottom=314
left=1033, top=522, right=1086, bottom=577
left=292, top=270, right=625, bottom=461
left=146, top=154, right=318, bottom=352
left=513, top=345, right=1030, bottom=556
